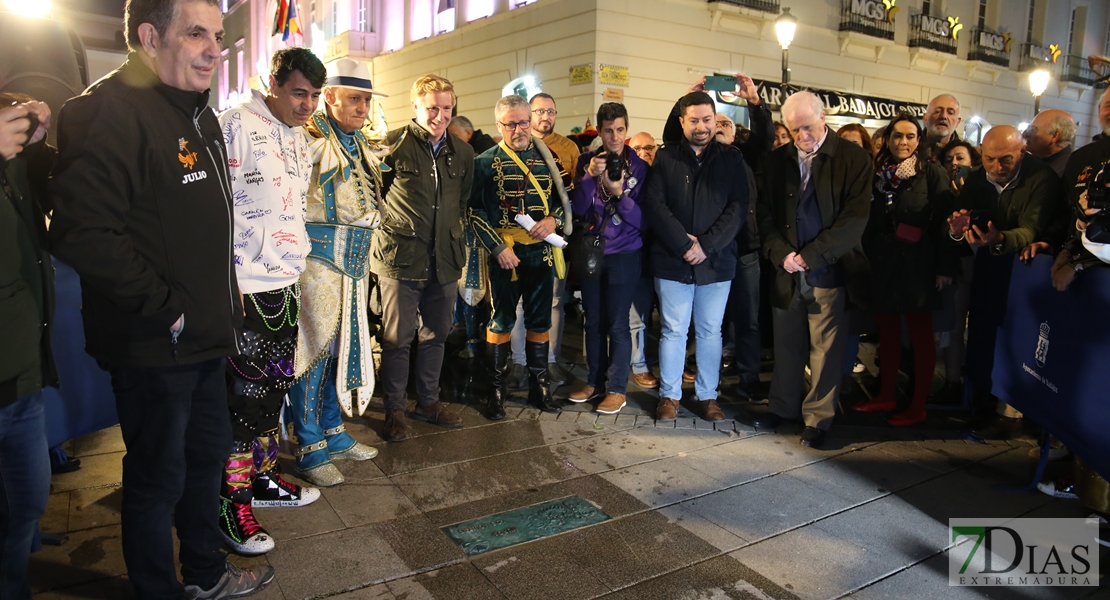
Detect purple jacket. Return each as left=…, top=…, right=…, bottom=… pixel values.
left=571, top=147, right=648, bottom=254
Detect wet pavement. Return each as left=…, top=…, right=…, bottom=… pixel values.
left=31, top=334, right=1109, bottom=599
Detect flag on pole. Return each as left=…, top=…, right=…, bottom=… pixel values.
left=273, top=0, right=301, bottom=41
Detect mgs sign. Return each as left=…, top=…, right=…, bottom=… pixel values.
left=920, top=15, right=962, bottom=40
left=850, top=0, right=897, bottom=23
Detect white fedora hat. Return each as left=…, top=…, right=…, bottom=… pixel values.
left=325, top=58, right=388, bottom=97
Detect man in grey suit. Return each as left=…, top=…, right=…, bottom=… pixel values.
left=750, top=91, right=872, bottom=449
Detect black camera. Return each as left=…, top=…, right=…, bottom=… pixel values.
left=1085, top=168, right=1110, bottom=243
left=604, top=151, right=623, bottom=183
left=1087, top=168, right=1110, bottom=210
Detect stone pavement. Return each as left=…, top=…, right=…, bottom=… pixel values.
left=30, top=349, right=1109, bottom=599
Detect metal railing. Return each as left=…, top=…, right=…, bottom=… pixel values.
left=1058, top=54, right=1097, bottom=86
left=838, top=0, right=894, bottom=40
left=907, top=13, right=957, bottom=55
left=966, top=28, right=1010, bottom=68
left=709, top=0, right=780, bottom=13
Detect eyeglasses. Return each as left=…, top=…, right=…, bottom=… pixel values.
left=716, top=122, right=735, bottom=130
left=499, top=120, right=531, bottom=131
left=532, top=108, right=557, bottom=116
left=631, top=145, right=657, bottom=152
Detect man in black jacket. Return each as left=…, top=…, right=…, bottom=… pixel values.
left=643, top=91, right=748, bottom=423
left=48, top=0, right=271, bottom=598
left=751, top=91, right=871, bottom=449
left=0, top=98, right=54, bottom=600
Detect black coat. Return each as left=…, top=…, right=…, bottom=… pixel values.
left=641, top=139, right=748, bottom=285
left=862, top=161, right=957, bottom=314
left=48, top=55, right=242, bottom=368
left=758, top=131, right=872, bottom=309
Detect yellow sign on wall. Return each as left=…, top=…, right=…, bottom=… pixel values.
left=569, top=64, right=593, bottom=85
left=598, top=64, right=629, bottom=87
left=603, top=88, right=624, bottom=101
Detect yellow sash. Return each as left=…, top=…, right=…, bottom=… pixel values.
left=497, top=141, right=566, bottom=279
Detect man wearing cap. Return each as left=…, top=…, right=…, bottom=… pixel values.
left=471, top=94, right=569, bottom=420
left=288, top=58, right=382, bottom=486
left=370, top=73, right=473, bottom=442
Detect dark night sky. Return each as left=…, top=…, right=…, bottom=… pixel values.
left=57, top=0, right=128, bottom=17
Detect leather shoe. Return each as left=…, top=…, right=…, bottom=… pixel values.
left=568, top=384, right=600, bottom=403
left=412, top=402, right=463, bottom=428
left=632, top=372, right=658, bottom=389
left=682, top=367, right=696, bottom=383
left=656, top=398, right=680, bottom=421
left=597, top=393, right=626, bottom=414
left=751, top=411, right=783, bottom=429
left=382, top=409, right=412, bottom=442
left=800, top=426, right=826, bottom=448
left=701, top=399, right=725, bottom=421
left=852, top=398, right=897, bottom=412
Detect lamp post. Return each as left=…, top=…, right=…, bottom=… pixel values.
left=775, top=7, right=797, bottom=85
left=1, top=0, right=51, bottom=17
left=1029, top=68, right=1051, bottom=115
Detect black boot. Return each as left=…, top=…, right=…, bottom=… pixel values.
left=484, top=341, right=509, bottom=420
left=526, top=340, right=561, bottom=413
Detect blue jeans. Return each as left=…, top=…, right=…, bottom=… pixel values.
left=581, top=251, right=641, bottom=394
left=723, top=251, right=761, bottom=384
left=287, top=355, right=360, bottom=473
left=109, top=358, right=231, bottom=599
left=628, top=276, right=656, bottom=374
left=0, top=392, right=49, bottom=600
left=656, top=278, right=731, bottom=401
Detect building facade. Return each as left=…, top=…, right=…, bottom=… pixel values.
left=217, top=0, right=1110, bottom=142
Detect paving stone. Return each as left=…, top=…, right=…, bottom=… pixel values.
left=549, top=440, right=611, bottom=475
left=389, top=445, right=592, bottom=512
left=385, top=562, right=506, bottom=599
left=370, top=514, right=466, bottom=574
left=657, top=503, right=749, bottom=552
left=613, top=414, right=638, bottom=429
left=424, top=483, right=575, bottom=527
left=537, top=408, right=561, bottom=421
left=324, top=583, right=395, bottom=599
left=874, top=438, right=1012, bottom=474
left=320, top=479, right=421, bottom=528
left=30, top=524, right=127, bottom=593
left=32, top=575, right=137, bottom=600
left=601, top=554, right=801, bottom=600
left=69, top=425, right=126, bottom=457
left=41, top=491, right=70, bottom=535
left=561, top=474, right=651, bottom=519
left=48, top=452, right=124, bottom=492
left=68, top=485, right=122, bottom=531
left=470, top=543, right=610, bottom=600
left=599, top=454, right=731, bottom=507
left=567, top=426, right=733, bottom=471
left=786, top=443, right=940, bottom=503
left=679, top=433, right=830, bottom=487
left=372, top=420, right=549, bottom=476
left=674, top=417, right=696, bottom=429
left=680, top=470, right=862, bottom=543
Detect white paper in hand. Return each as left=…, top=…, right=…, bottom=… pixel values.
left=515, top=213, right=567, bottom=248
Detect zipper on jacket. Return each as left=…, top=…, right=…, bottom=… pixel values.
left=195, top=107, right=242, bottom=355
left=171, top=328, right=180, bottom=361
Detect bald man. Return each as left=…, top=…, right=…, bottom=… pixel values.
left=626, top=130, right=660, bottom=389
left=948, top=124, right=1061, bottom=440
left=923, top=93, right=962, bottom=161
left=1023, top=109, right=1076, bottom=177
left=629, top=132, right=658, bottom=166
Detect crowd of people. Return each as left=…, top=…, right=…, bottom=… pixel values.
left=5, top=0, right=1110, bottom=598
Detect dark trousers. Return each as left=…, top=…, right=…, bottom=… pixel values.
left=109, top=358, right=230, bottom=600
left=378, top=270, right=457, bottom=410
left=0, top=392, right=49, bottom=600
left=488, top=243, right=554, bottom=336
left=966, top=250, right=1014, bottom=394
left=723, top=250, right=762, bottom=384
left=227, top=285, right=298, bottom=441
left=581, top=250, right=641, bottom=394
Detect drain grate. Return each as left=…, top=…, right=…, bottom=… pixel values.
left=442, top=496, right=611, bottom=556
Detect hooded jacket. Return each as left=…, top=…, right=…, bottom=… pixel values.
left=48, top=55, right=242, bottom=368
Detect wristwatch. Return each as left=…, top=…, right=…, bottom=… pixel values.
left=554, top=215, right=564, bottom=229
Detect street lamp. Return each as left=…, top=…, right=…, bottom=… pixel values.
left=1029, top=68, right=1051, bottom=115
left=775, top=7, right=797, bottom=85
left=2, top=0, right=51, bottom=17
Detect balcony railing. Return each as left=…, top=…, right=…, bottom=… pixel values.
left=838, top=0, right=894, bottom=41
left=708, top=0, right=780, bottom=12
left=1058, top=54, right=1097, bottom=86
left=907, top=13, right=957, bottom=55
left=966, top=28, right=1010, bottom=68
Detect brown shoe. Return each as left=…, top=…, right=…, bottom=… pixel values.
left=682, top=368, right=696, bottom=383
left=412, top=401, right=463, bottom=429
left=597, top=393, right=626, bottom=414
left=632, top=372, right=658, bottom=389
left=382, top=409, right=412, bottom=442
left=701, top=399, right=725, bottom=421
left=568, top=384, right=599, bottom=403
left=656, top=398, right=680, bottom=421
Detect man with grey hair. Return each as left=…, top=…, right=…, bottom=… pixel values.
left=751, top=91, right=871, bottom=449
left=449, top=115, right=496, bottom=154
left=469, top=95, right=567, bottom=419
left=1024, top=109, right=1076, bottom=177
left=923, top=93, right=963, bottom=161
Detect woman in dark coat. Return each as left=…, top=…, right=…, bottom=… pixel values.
left=853, top=113, right=956, bottom=426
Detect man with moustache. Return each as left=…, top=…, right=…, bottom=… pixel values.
left=752, top=91, right=871, bottom=449
left=288, top=59, right=383, bottom=485
left=923, top=93, right=963, bottom=161
left=471, top=94, right=567, bottom=419
left=629, top=132, right=658, bottom=166
left=642, top=91, right=748, bottom=423
left=215, top=47, right=325, bottom=556
left=627, top=131, right=660, bottom=389
left=372, top=73, right=473, bottom=442
left=48, top=0, right=273, bottom=596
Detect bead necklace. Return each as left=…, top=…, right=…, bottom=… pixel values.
left=248, top=282, right=301, bottom=332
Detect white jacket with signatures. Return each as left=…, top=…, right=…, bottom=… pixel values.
left=218, top=90, right=313, bottom=294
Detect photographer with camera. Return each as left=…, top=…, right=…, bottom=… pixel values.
left=566, top=103, right=649, bottom=414
left=946, top=125, right=1062, bottom=439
